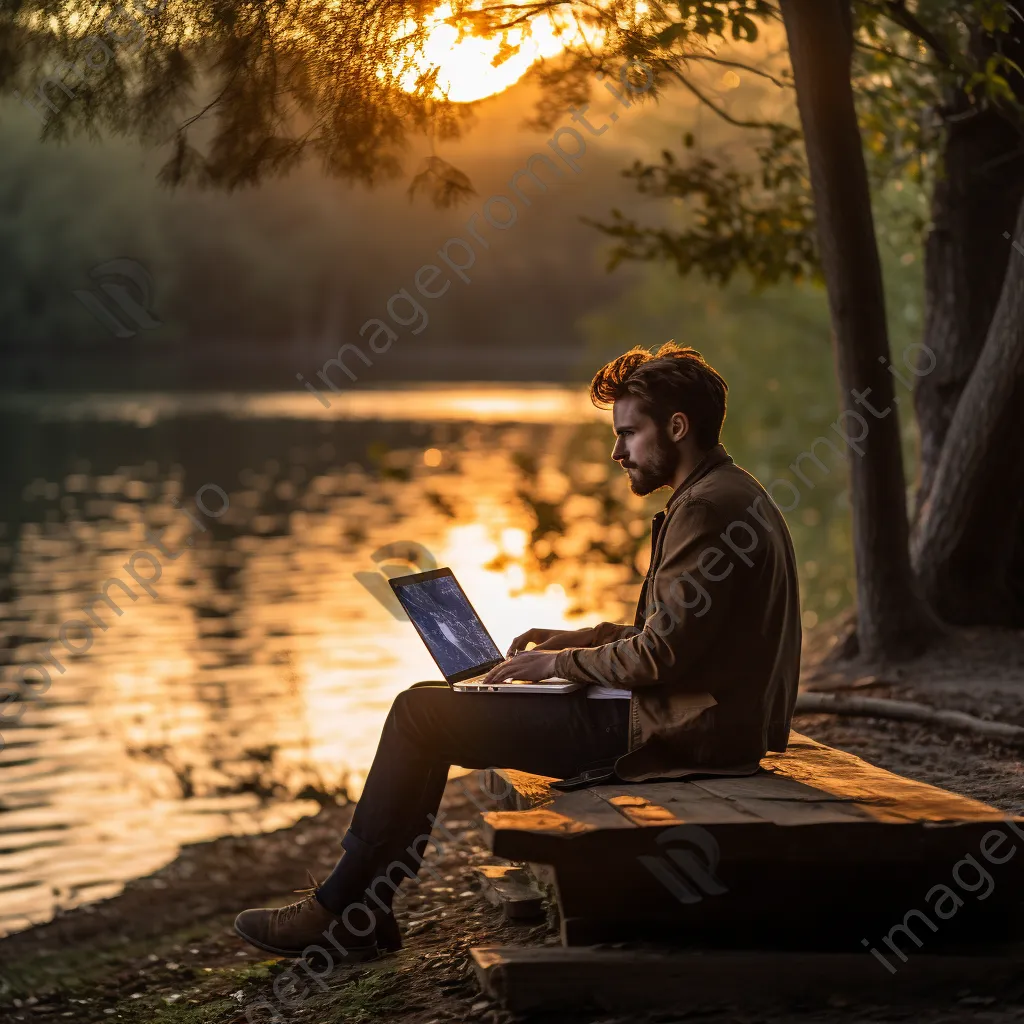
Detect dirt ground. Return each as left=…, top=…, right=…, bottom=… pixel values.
left=3, top=617, right=1024, bottom=1024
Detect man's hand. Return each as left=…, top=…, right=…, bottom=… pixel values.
left=505, top=626, right=596, bottom=657
left=481, top=650, right=559, bottom=686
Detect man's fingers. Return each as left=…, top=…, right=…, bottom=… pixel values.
left=483, top=658, right=514, bottom=686
left=530, top=636, right=565, bottom=651
left=506, top=629, right=542, bottom=657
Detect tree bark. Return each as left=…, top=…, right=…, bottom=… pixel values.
left=778, top=0, right=940, bottom=660
left=914, top=23, right=1024, bottom=522
left=911, top=195, right=1024, bottom=625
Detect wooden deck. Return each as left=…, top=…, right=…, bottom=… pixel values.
left=482, top=732, right=1024, bottom=947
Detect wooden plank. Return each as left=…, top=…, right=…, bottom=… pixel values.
left=489, top=768, right=560, bottom=809
left=484, top=788, right=639, bottom=838
left=473, top=865, right=545, bottom=921
left=592, top=784, right=764, bottom=826
left=765, top=732, right=1016, bottom=824
left=717, top=797, right=875, bottom=826
left=471, top=944, right=1024, bottom=1014
left=690, top=772, right=855, bottom=802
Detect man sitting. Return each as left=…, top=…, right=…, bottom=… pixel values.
left=234, top=342, right=801, bottom=959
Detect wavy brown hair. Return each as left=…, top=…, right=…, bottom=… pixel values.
left=590, top=342, right=728, bottom=450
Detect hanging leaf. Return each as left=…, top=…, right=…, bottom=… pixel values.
left=732, top=14, right=758, bottom=42
left=656, top=22, right=688, bottom=47
left=407, top=155, right=476, bottom=209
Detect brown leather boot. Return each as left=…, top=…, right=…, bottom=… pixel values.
left=234, top=892, right=379, bottom=960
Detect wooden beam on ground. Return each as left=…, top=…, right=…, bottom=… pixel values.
left=473, top=865, right=545, bottom=921
left=471, top=945, right=1024, bottom=1014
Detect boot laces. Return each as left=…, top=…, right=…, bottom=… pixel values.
left=278, top=870, right=322, bottom=923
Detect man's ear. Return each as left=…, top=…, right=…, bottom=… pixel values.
left=667, top=411, right=689, bottom=443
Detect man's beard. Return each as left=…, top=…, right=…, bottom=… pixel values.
left=622, top=435, right=679, bottom=496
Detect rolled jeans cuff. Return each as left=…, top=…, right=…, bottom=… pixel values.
left=340, top=828, right=384, bottom=859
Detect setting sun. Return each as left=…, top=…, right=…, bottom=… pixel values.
left=387, top=2, right=600, bottom=103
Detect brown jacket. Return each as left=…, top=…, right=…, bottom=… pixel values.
left=553, top=444, right=802, bottom=782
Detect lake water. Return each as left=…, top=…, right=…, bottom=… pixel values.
left=0, top=386, right=853, bottom=937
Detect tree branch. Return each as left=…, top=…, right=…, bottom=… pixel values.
left=880, top=0, right=958, bottom=71
left=175, top=70, right=240, bottom=135
left=668, top=66, right=787, bottom=130
left=685, top=53, right=790, bottom=89
left=797, top=692, right=1024, bottom=745
left=853, top=38, right=942, bottom=70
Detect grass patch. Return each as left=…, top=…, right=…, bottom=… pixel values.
left=214, top=960, right=281, bottom=984
left=306, top=968, right=406, bottom=1023
left=114, top=995, right=241, bottom=1024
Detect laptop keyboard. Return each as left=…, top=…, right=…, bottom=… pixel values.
left=458, top=675, right=569, bottom=685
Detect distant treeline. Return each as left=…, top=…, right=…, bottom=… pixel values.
left=0, top=97, right=662, bottom=391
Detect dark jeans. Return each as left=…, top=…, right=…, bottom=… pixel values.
left=316, top=682, right=629, bottom=914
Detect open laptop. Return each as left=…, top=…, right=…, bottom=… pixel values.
left=389, top=568, right=582, bottom=693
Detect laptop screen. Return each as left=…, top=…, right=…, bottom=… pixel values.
left=392, top=573, right=503, bottom=679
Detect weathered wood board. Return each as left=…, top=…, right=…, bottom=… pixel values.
left=473, top=865, right=545, bottom=921
left=761, top=733, right=1012, bottom=823
left=486, top=768, right=560, bottom=811
left=472, top=944, right=1024, bottom=1013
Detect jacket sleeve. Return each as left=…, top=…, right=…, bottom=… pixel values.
left=588, top=621, right=641, bottom=645
left=553, top=500, right=740, bottom=689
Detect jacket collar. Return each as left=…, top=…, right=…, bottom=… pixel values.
left=664, top=442, right=733, bottom=511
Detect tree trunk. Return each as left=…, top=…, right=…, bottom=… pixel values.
left=914, top=22, right=1024, bottom=523
left=778, top=0, right=940, bottom=660
left=910, top=195, right=1024, bottom=626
